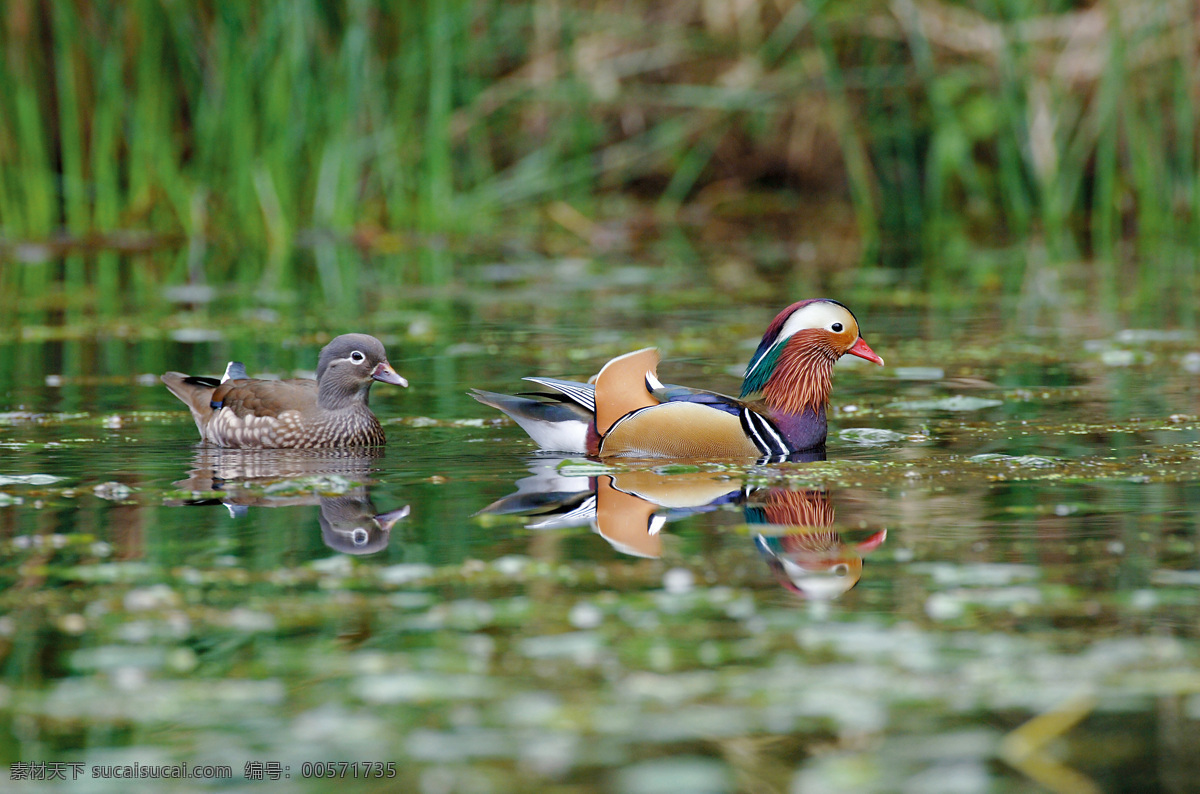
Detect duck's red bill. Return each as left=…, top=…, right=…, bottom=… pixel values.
left=847, top=337, right=884, bottom=366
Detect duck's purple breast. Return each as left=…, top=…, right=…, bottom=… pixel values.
left=770, top=405, right=827, bottom=453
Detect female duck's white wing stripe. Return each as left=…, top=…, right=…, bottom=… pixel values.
left=221, top=361, right=248, bottom=383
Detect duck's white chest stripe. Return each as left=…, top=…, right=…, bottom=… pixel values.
left=740, top=409, right=788, bottom=456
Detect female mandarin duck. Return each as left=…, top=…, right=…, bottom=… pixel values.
left=471, top=299, right=883, bottom=458
left=161, top=333, right=407, bottom=448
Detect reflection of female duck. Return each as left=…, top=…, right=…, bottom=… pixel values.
left=168, top=447, right=408, bottom=555
left=317, top=496, right=409, bottom=555
left=173, top=445, right=385, bottom=487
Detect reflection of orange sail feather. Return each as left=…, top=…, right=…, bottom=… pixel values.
left=594, top=477, right=663, bottom=559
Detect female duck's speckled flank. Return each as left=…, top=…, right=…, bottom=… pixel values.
left=471, top=300, right=883, bottom=458
left=162, top=334, right=406, bottom=448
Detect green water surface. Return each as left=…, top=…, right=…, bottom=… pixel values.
left=2, top=253, right=1199, bottom=794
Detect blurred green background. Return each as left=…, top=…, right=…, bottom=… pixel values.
left=1, top=0, right=1196, bottom=320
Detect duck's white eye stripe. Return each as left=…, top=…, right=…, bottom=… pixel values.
left=350, top=350, right=365, bottom=362
left=776, top=302, right=853, bottom=342
left=745, top=301, right=858, bottom=384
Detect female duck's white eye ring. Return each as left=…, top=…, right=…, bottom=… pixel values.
left=350, top=350, right=366, bottom=364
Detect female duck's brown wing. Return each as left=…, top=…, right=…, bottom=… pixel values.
left=209, top=378, right=318, bottom=418
left=201, top=379, right=321, bottom=447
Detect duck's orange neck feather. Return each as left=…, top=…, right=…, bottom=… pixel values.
left=760, top=330, right=836, bottom=416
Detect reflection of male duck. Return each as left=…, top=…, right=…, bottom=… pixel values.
left=747, top=489, right=887, bottom=600
left=169, top=447, right=409, bottom=555
left=479, top=456, right=886, bottom=598
left=478, top=458, right=739, bottom=557
left=591, top=470, right=743, bottom=558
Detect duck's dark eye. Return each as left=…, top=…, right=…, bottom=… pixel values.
left=350, top=350, right=366, bottom=364
left=831, top=322, right=844, bottom=333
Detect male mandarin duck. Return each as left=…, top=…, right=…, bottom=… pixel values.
left=161, top=333, right=407, bottom=448
left=471, top=299, right=883, bottom=458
